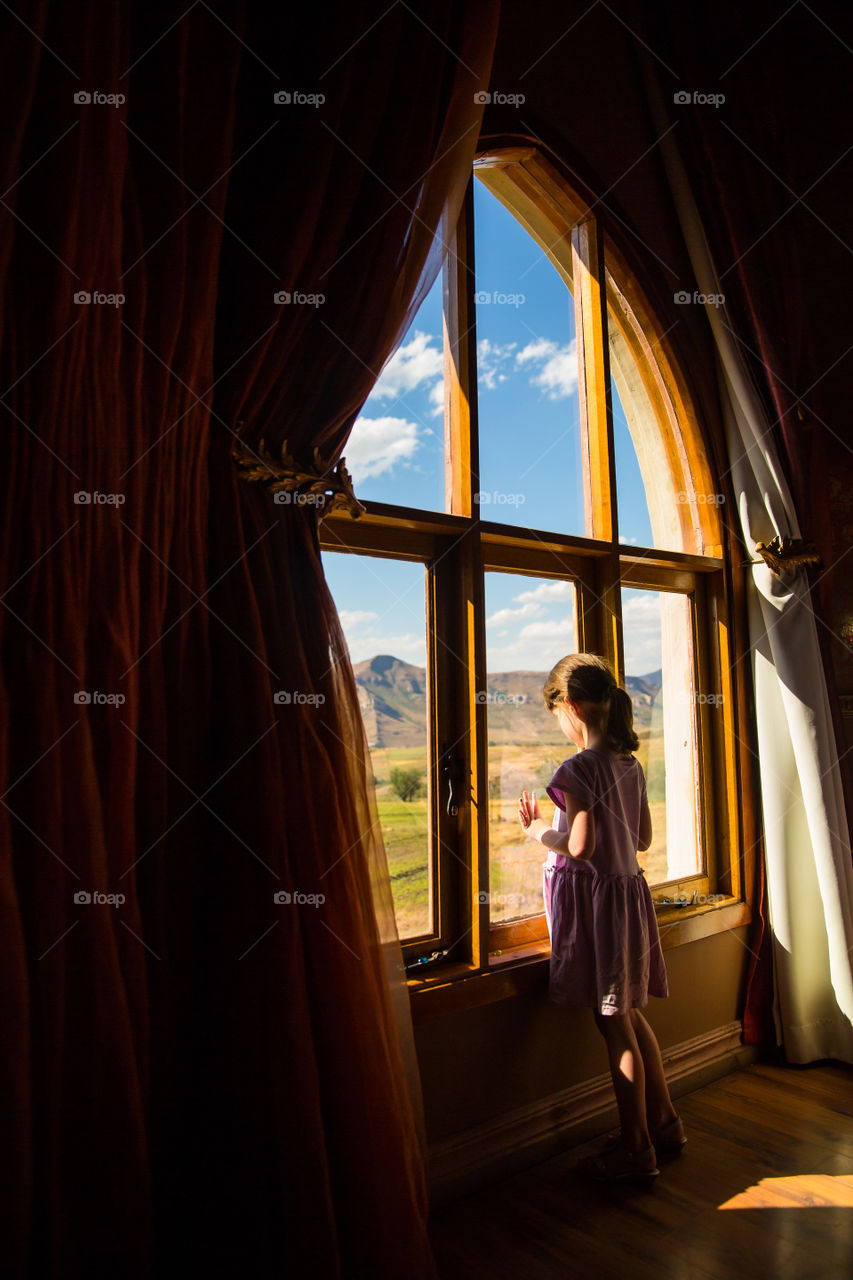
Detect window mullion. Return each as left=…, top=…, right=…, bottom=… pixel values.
left=444, top=178, right=480, bottom=518
left=572, top=215, right=624, bottom=678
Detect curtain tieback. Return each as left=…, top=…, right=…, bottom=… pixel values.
left=231, top=427, right=364, bottom=520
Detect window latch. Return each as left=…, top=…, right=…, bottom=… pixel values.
left=442, top=751, right=464, bottom=817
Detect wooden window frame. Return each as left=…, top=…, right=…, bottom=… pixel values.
left=320, top=145, right=750, bottom=1005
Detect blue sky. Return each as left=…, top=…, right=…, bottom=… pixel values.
left=322, top=180, right=665, bottom=677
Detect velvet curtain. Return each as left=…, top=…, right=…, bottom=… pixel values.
left=633, top=3, right=853, bottom=1062
left=0, top=3, right=498, bottom=1276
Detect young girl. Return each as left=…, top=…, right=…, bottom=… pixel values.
left=518, top=653, right=685, bottom=1182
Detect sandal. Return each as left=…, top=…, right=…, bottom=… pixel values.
left=577, top=1141, right=659, bottom=1182
left=651, top=1115, right=687, bottom=1153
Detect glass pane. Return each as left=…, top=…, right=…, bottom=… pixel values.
left=609, top=323, right=688, bottom=553
left=321, top=551, right=432, bottom=938
left=621, top=587, right=702, bottom=883
left=473, top=180, right=585, bottom=535
left=343, top=273, right=444, bottom=512
left=484, top=572, right=577, bottom=923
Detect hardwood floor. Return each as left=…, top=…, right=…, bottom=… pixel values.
left=428, top=1060, right=853, bottom=1279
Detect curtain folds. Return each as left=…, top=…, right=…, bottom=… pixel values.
left=636, top=34, right=853, bottom=1064
left=0, top=3, right=499, bottom=1276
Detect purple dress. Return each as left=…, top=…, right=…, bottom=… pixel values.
left=542, top=748, right=668, bottom=1015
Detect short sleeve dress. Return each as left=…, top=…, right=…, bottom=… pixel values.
left=542, top=748, right=668, bottom=1016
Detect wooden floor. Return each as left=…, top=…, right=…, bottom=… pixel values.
left=429, top=1060, right=853, bottom=1280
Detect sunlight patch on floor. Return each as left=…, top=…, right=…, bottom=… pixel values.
left=719, top=1174, right=853, bottom=1209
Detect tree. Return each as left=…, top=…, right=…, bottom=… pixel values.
left=390, top=767, right=426, bottom=802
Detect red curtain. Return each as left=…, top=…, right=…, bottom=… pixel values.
left=0, top=3, right=498, bottom=1276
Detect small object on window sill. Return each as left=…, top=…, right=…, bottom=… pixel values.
left=656, top=891, right=699, bottom=909
left=405, top=948, right=449, bottom=974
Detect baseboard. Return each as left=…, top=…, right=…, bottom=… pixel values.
left=427, top=1020, right=758, bottom=1206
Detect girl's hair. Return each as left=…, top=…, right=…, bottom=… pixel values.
left=543, top=653, right=639, bottom=755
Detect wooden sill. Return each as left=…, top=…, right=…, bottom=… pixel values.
left=408, top=899, right=751, bottom=1024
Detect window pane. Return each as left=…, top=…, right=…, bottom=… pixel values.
left=321, top=551, right=432, bottom=938
left=609, top=324, right=688, bottom=553
left=473, top=180, right=585, bottom=535
left=621, top=587, right=702, bottom=883
left=484, top=572, right=577, bottom=923
left=343, top=273, right=444, bottom=512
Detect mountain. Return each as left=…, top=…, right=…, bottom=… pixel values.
left=352, top=655, right=662, bottom=750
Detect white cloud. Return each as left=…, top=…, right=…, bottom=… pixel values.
left=343, top=631, right=426, bottom=666
left=343, top=416, right=423, bottom=482
left=370, top=330, right=442, bottom=401
left=515, top=580, right=573, bottom=605
left=428, top=379, right=445, bottom=418
left=516, top=337, right=578, bottom=400
left=477, top=337, right=517, bottom=390
left=486, top=601, right=543, bottom=627
left=339, top=610, right=379, bottom=629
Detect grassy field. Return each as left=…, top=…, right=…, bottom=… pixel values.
left=371, top=735, right=672, bottom=938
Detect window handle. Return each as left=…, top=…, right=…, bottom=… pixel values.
left=443, top=751, right=464, bottom=818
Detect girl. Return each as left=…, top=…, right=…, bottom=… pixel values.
left=518, top=653, right=686, bottom=1182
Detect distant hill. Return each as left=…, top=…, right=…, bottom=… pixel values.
left=352, top=655, right=662, bottom=749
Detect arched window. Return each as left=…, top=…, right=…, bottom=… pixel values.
left=322, top=146, right=746, bottom=986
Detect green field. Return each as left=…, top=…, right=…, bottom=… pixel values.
left=372, top=733, right=672, bottom=938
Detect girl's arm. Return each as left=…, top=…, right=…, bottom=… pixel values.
left=638, top=788, right=652, bottom=852
left=519, top=789, right=596, bottom=861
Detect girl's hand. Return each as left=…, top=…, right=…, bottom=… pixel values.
left=517, top=789, right=541, bottom=833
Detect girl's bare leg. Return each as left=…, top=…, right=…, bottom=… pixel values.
left=628, top=1008, right=678, bottom=1131
left=593, top=1010, right=651, bottom=1152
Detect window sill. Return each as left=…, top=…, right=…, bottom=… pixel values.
left=408, top=899, right=751, bottom=1023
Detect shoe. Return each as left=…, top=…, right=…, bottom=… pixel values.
left=576, top=1141, right=659, bottom=1182
left=651, top=1115, right=686, bottom=1153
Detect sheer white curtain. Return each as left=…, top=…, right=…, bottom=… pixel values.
left=643, top=61, right=853, bottom=1064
